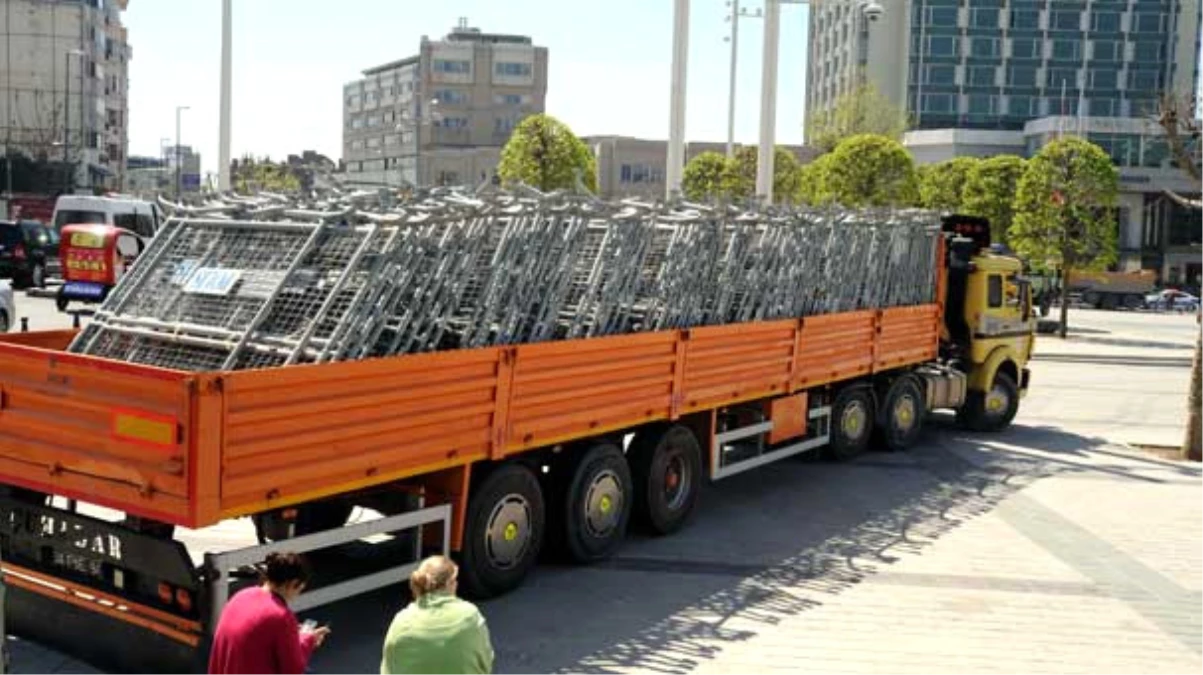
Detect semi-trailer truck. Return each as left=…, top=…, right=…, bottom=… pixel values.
left=0, top=214, right=1034, bottom=671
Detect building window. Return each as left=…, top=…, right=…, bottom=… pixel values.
left=494, top=62, right=532, bottom=77
left=385, top=134, right=400, bottom=146
left=1046, top=68, right=1078, bottom=89
left=351, top=117, right=364, bottom=129
left=922, top=6, right=958, bottom=26
left=433, top=89, right=469, bottom=105
left=494, top=117, right=517, bottom=134
left=1133, top=42, right=1164, bottom=62
left=925, top=35, right=957, bottom=58
left=367, top=137, right=381, bottom=149
left=1128, top=70, right=1161, bottom=91
left=1090, top=12, right=1120, bottom=33
left=971, top=37, right=1001, bottom=58
left=493, top=93, right=527, bottom=106
left=350, top=140, right=365, bottom=150
left=1089, top=98, right=1117, bottom=116
left=1088, top=69, right=1118, bottom=90
left=924, top=64, right=956, bottom=85
left=1010, top=9, right=1039, bottom=30
left=367, top=115, right=380, bottom=127
left=968, top=94, right=999, bottom=116
left=921, top=93, right=956, bottom=113
left=436, top=117, right=469, bottom=129
left=1049, top=10, right=1080, bottom=31
left=383, top=111, right=395, bottom=123
left=1007, top=66, right=1038, bottom=87
left=968, top=65, right=996, bottom=87
left=969, top=8, right=998, bottom=28
left=1051, top=40, right=1082, bottom=61
left=1008, top=95, right=1037, bottom=117
left=1132, top=13, right=1165, bottom=33
left=1092, top=40, right=1121, bottom=62
left=433, top=59, right=471, bottom=74
left=1010, top=38, right=1040, bottom=59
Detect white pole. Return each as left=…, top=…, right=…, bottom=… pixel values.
left=725, top=0, right=740, bottom=158
left=755, top=0, right=781, bottom=203
left=218, top=0, right=232, bottom=192
left=666, top=0, right=690, bottom=200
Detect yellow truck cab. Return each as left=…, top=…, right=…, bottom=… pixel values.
left=941, top=215, right=1034, bottom=431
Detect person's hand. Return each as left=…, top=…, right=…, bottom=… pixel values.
left=302, top=624, right=331, bottom=647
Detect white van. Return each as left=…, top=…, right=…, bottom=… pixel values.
left=51, top=194, right=165, bottom=240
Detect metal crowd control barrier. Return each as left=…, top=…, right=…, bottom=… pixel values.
left=202, top=504, right=450, bottom=628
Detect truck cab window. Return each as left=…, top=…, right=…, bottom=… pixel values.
left=987, top=274, right=1003, bottom=308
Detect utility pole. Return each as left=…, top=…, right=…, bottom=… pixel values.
left=725, top=0, right=741, bottom=158
left=218, top=0, right=232, bottom=192
left=175, top=105, right=189, bottom=199
left=754, top=0, right=781, bottom=203
left=665, top=0, right=689, bottom=200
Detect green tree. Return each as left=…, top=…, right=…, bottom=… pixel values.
left=1010, top=136, right=1120, bottom=338
left=918, top=157, right=980, bottom=212
left=819, top=134, right=920, bottom=207
left=962, top=155, right=1027, bottom=241
left=805, top=80, right=909, bottom=154
left=681, top=151, right=731, bottom=202
left=692, top=146, right=804, bottom=204
left=497, top=114, right=598, bottom=193
left=796, top=153, right=835, bottom=206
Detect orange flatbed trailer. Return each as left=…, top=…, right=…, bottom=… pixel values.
left=0, top=304, right=938, bottom=540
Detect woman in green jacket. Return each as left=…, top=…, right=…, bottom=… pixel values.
left=381, top=556, right=495, bottom=674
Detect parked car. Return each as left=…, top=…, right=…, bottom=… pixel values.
left=0, top=279, right=14, bottom=333
left=1145, top=289, right=1201, bottom=312
left=0, top=219, right=60, bottom=289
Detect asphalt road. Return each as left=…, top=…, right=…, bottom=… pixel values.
left=2, top=292, right=1198, bottom=673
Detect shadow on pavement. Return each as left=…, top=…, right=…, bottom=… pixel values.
left=303, top=419, right=1168, bottom=674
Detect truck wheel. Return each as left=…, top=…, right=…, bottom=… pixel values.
left=555, top=442, right=632, bottom=563
left=877, top=377, right=925, bottom=452
left=252, top=501, right=354, bottom=543
left=55, top=289, right=69, bottom=313
left=629, top=424, right=702, bottom=536
left=827, top=387, right=873, bottom=461
left=30, top=263, right=45, bottom=289
left=459, top=463, right=545, bottom=599
left=957, top=372, right=1019, bottom=432
left=1123, top=294, right=1144, bottom=310
left=0, top=310, right=8, bottom=333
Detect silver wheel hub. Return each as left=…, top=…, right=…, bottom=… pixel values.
left=985, top=385, right=1010, bottom=417
left=893, top=395, right=917, bottom=431
left=485, top=494, right=531, bottom=569
left=584, top=469, right=623, bottom=538
left=841, top=401, right=868, bottom=440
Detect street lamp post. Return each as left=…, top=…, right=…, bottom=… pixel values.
left=724, top=1, right=764, bottom=159
left=665, top=0, right=690, bottom=200
left=218, top=0, right=232, bottom=192
left=175, top=105, right=190, bottom=199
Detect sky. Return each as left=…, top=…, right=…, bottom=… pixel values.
left=122, top=0, right=813, bottom=179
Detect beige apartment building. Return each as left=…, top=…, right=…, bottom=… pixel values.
left=1, top=0, right=131, bottom=191
left=586, top=136, right=816, bottom=200
left=342, top=20, right=548, bottom=188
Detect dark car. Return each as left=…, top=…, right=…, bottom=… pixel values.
left=0, top=220, right=60, bottom=289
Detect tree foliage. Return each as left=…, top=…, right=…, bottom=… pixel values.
left=961, top=155, right=1027, bottom=241
left=681, top=151, right=730, bottom=202
left=497, top=114, right=598, bottom=193
left=819, top=134, right=919, bottom=207
left=805, top=80, right=909, bottom=154
left=796, top=153, right=836, bottom=206
left=918, top=157, right=980, bottom=212
left=231, top=156, right=301, bottom=194
left=679, top=146, right=804, bottom=203
left=1010, top=136, right=1120, bottom=337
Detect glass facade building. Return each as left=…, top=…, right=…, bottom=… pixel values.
left=806, top=0, right=1202, bottom=133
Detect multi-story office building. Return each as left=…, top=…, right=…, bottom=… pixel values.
left=342, top=20, right=548, bottom=188
left=806, top=0, right=1201, bottom=132
left=1, top=0, right=132, bottom=191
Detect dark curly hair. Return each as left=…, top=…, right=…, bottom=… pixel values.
left=260, top=552, right=310, bottom=587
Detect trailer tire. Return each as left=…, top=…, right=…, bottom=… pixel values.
left=877, top=377, right=925, bottom=452
left=459, top=463, right=545, bottom=599
left=556, top=441, right=632, bottom=563
left=629, top=424, right=702, bottom=536
left=957, top=371, right=1019, bottom=432
left=827, top=387, right=873, bottom=461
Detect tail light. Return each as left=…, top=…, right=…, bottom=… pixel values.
left=12, top=244, right=26, bottom=260
left=158, top=581, right=173, bottom=605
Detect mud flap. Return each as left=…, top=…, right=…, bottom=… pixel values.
left=0, top=497, right=206, bottom=673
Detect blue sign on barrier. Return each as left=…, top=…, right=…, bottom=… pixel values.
left=183, top=267, right=241, bottom=296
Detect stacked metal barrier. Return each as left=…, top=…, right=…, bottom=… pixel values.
left=68, top=187, right=942, bottom=371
